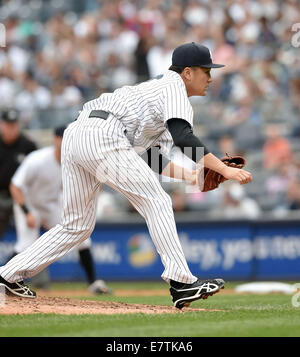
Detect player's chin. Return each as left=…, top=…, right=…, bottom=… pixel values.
left=193, top=89, right=207, bottom=96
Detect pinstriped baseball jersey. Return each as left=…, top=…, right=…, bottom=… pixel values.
left=83, top=70, right=194, bottom=154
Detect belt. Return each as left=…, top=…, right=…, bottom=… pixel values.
left=89, top=110, right=110, bottom=119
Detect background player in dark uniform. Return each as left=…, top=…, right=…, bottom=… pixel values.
left=0, top=109, right=37, bottom=240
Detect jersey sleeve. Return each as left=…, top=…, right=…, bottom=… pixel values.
left=11, top=153, right=37, bottom=190
left=163, top=80, right=194, bottom=127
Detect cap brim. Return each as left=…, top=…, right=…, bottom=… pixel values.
left=201, top=63, right=225, bottom=68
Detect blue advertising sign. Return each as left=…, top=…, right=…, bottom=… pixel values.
left=178, top=222, right=253, bottom=279
left=0, top=220, right=299, bottom=280
left=253, top=223, right=300, bottom=279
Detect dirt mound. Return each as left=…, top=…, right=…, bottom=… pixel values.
left=35, top=288, right=170, bottom=297
left=0, top=295, right=224, bottom=315
left=36, top=288, right=236, bottom=297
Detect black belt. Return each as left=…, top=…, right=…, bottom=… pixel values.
left=89, top=110, right=110, bottom=119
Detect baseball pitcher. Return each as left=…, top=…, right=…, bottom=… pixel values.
left=0, top=43, right=252, bottom=309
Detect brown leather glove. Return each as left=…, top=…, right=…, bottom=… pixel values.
left=198, top=153, right=246, bottom=192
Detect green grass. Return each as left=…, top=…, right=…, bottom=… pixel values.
left=1, top=281, right=300, bottom=337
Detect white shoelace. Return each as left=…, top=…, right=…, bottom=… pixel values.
left=16, top=282, right=34, bottom=295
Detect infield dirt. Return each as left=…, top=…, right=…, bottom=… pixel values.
left=0, top=289, right=229, bottom=315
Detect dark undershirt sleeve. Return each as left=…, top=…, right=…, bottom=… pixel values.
left=141, top=118, right=210, bottom=173
left=167, top=118, right=210, bottom=162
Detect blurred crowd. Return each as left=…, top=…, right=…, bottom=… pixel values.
left=0, top=0, right=300, bottom=220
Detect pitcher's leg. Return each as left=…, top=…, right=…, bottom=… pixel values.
left=103, top=147, right=197, bottom=284
left=0, top=222, right=94, bottom=283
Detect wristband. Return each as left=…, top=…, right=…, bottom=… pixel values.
left=20, top=204, right=30, bottom=214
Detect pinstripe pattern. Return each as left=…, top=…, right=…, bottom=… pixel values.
left=84, top=70, right=193, bottom=154
left=0, top=72, right=197, bottom=284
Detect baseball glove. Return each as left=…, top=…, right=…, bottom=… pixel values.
left=198, top=153, right=246, bottom=192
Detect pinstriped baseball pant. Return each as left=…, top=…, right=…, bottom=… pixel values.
left=0, top=112, right=197, bottom=284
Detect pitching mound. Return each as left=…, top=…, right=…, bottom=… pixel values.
left=0, top=295, right=224, bottom=315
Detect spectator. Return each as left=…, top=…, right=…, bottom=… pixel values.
left=15, top=74, right=52, bottom=112
left=263, top=124, right=292, bottom=170
left=265, top=162, right=296, bottom=197
left=217, top=134, right=236, bottom=158
left=285, top=155, right=300, bottom=210
left=96, top=190, right=120, bottom=219
left=286, top=174, right=300, bottom=210
left=290, top=70, right=300, bottom=123
left=212, top=182, right=261, bottom=219
left=170, top=187, right=189, bottom=213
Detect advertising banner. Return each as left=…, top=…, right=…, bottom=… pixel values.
left=1, top=221, right=299, bottom=280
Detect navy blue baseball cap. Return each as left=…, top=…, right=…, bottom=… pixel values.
left=172, top=42, right=225, bottom=68
left=1, top=109, right=19, bottom=122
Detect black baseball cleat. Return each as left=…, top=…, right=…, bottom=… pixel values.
left=170, top=278, right=225, bottom=309
left=0, top=275, right=36, bottom=299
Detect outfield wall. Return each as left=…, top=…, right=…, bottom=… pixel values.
left=1, top=217, right=300, bottom=281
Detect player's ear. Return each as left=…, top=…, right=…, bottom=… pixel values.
left=182, top=67, right=192, bottom=81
